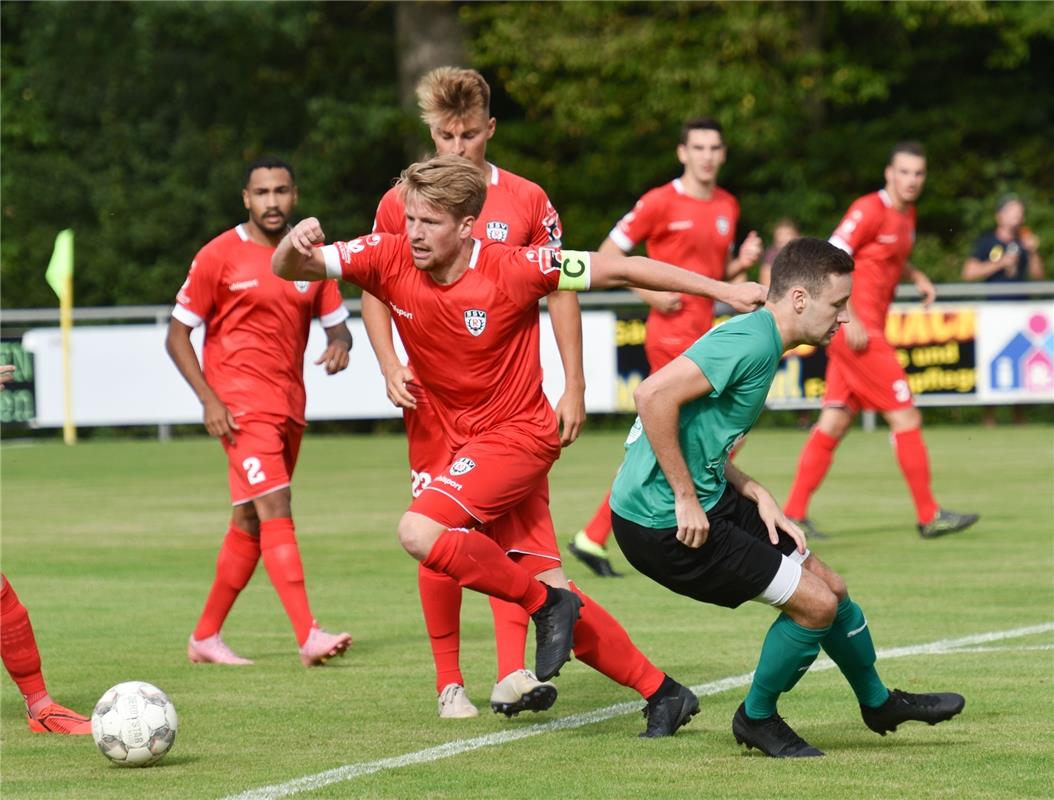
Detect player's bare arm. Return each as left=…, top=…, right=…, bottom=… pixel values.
left=633, top=355, right=715, bottom=547
left=601, top=236, right=684, bottom=314
left=360, top=293, right=416, bottom=409
left=316, top=321, right=353, bottom=375
left=165, top=319, right=240, bottom=444
left=724, top=459, right=806, bottom=553
left=726, top=230, right=763, bottom=279
left=0, top=364, right=14, bottom=388
left=273, top=218, right=328, bottom=281
left=902, top=261, right=936, bottom=306
left=546, top=290, right=586, bottom=446
left=586, top=251, right=767, bottom=311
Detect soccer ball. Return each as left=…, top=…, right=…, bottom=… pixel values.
left=91, top=681, right=178, bottom=767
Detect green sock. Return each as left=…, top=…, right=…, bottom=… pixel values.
left=744, top=613, right=830, bottom=720
left=821, top=597, right=889, bottom=708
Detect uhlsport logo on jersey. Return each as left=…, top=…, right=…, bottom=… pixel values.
left=449, top=457, right=476, bottom=476
left=486, top=221, right=510, bottom=242
left=293, top=281, right=311, bottom=294
left=464, top=309, right=487, bottom=336
left=716, top=216, right=730, bottom=236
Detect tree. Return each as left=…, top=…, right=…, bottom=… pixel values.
left=464, top=1, right=1054, bottom=279
left=1, top=2, right=405, bottom=307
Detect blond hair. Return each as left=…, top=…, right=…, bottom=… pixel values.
left=416, top=67, right=491, bottom=127
left=396, top=155, right=487, bottom=221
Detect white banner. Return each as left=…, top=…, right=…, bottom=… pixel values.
left=976, top=302, right=1054, bottom=402
left=22, top=312, right=618, bottom=428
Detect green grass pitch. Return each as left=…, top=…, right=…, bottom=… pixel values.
left=1, top=425, right=1052, bottom=799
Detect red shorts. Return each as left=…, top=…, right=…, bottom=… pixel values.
left=404, top=386, right=451, bottom=499
left=644, top=337, right=685, bottom=374
left=410, top=427, right=562, bottom=562
left=222, top=414, right=304, bottom=505
left=824, top=335, right=914, bottom=414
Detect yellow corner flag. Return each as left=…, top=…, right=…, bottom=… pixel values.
left=45, top=228, right=77, bottom=444
left=46, top=228, right=74, bottom=301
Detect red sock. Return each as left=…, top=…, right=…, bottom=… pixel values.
left=568, top=583, right=665, bottom=698
left=490, top=597, right=529, bottom=681
left=784, top=427, right=840, bottom=519
left=1, top=577, right=50, bottom=715
left=260, top=518, right=315, bottom=646
left=891, top=428, right=939, bottom=524
left=583, top=493, right=613, bottom=547
left=193, top=524, right=261, bottom=640
left=418, top=564, right=464, bottom=692
left=422, top=530, right=548, bottom=614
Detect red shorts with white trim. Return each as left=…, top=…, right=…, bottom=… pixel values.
left=222, top=414, right=304, bottom=505
left=823, top=334, right=914, bottom=414
left=410, top=427, right=562, bottom=562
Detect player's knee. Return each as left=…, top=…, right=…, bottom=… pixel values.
left=397, top=513, right=437, bottom=561
left=813, top=589, right=838, bottom=627
left=887, top=406, right=921, bottom=432
left=232, top=504, right=260, bottom=534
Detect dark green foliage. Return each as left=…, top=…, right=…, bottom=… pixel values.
left=2, top=2, right=1051, bottom=308
left=2, top=1, right=407, bottom=306
left=465, top=1, right=1054, bottom=277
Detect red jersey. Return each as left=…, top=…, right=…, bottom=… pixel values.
left=321, top=234, right=568, bottom=451
left=829, top=189, right=916, bottom=336
left=609, top=179, right=739, bottom=353
left=173, top=224, right=348, bottom=423
left=373, top=163, right=562, bottom=247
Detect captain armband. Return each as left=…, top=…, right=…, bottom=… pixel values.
left=556, top=250, right=591, bottom=292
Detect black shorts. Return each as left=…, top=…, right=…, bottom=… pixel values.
left=612, top=485, right=801, bottom=609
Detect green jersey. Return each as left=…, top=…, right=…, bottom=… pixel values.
left=610, top=308, right=783, bottom=528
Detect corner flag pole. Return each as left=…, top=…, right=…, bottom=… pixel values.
left=45, top=229, right=77, bottom=445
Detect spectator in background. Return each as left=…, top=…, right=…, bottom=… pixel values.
left=962, top=194, right=1044, bottom=426
left=962, top=194, right=1044, bottom=285
left=759, top=219, right=801, bottom=287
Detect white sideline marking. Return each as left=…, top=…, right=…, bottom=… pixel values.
left=223, top=622, right=1054, bottom=800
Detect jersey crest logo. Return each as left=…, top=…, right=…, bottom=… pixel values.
left=464, top=309, right=487, bottom=336
left=449, top=457, right=476, bottom=476
left=716, top=216, right=730, bottom=236
left=293, top=281, right=311, bottom=294
left=486, top=221, right=510, bottom=242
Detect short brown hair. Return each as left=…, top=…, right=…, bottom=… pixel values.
left=888, top=140, right=926, bottom=164
left=768, top=238, right=854, bottom=300
left=417, top=67, right=491, bottom=127
left=680, top=116, right=723, bottom=146
left=396, top=155, right=487, bottom=221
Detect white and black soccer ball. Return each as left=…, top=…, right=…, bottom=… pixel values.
left=91, top=681, right=178, bottom=767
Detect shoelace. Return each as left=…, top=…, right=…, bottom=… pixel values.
left=891, top=689, right=938, bottom=708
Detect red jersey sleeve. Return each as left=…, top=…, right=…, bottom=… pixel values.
left=313, top=279, right=349, bottom=326
left=173, top=243, right=222, bottom=326
left=528, top=192, right=563, bottom=248
left=830, top=194, right=883, bottom=256
left=371, top=187, right=404, bottom=235
left=608, top=188, right=664, bottom=252
left=321, top=233, right=404, bottom=299
left=493, top=244, right=587, bottom=309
